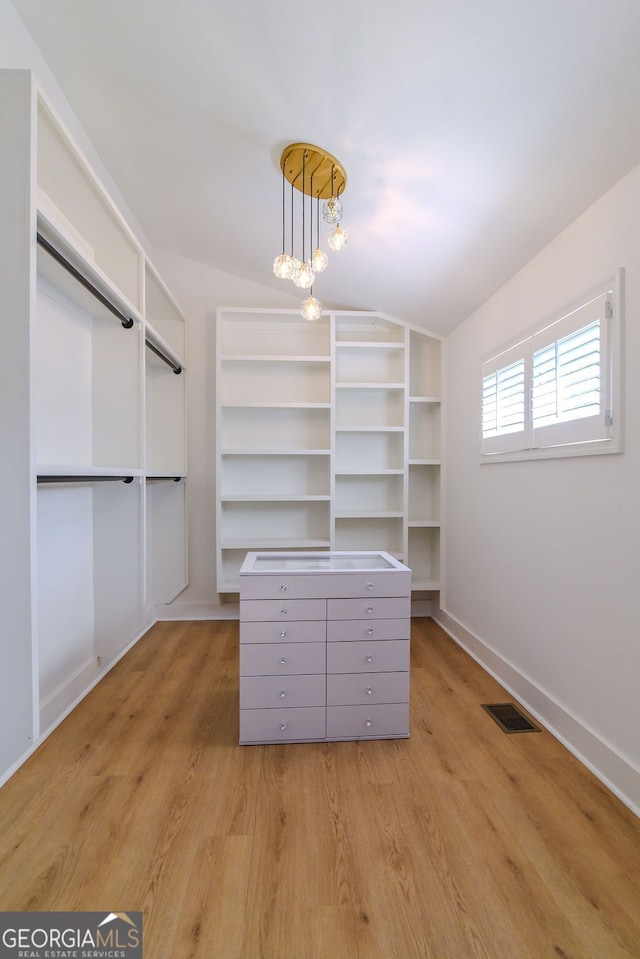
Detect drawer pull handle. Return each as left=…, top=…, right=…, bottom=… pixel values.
left=280, top=722, right=288, bottom=731
left=367, top=583, right=374, bottom=591
left=367, top=606, right=373, bottom=614
left=279, top=657, right=287, bottom=665
left=367, top=627, right=374, bottom=635
left=365, top=719, right=373, bottom=727
left=279, top=689, right=287, bottom=698
left=365, top=686, right=373, bottom=696
left=280, top=584, right=287, bottom=592
left=280, top=629, right=287, bottom=637
left=280, top=608, right=288, bottom=615
left=365, top=655, right=373, bottom=663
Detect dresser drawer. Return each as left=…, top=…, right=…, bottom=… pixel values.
left=327, top=671, right=409, bottom=706
left=327, top=639, right=409, bottom=674
left=240, top=674, right=326, bottom=709
left=326, top=703, right=409, bottom=739
left=327, top=597, right=410, bottom=621
left=240, top=706, right=326, bottom=743
left=240, top=598, right=326, bottom=622
left=327, top=618, right=409, bottom=643
left=240, top=620, right=326, bottom=645
left=241, top=570, right=410, bottom=600
left=240, top=641, right=325, bottom=677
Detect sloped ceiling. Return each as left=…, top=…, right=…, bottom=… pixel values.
left=10, top=0, right=640, bottom=334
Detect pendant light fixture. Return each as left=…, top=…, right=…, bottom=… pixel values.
left=273, top=143, right=347, bottom=320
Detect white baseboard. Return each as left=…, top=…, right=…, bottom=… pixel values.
left=435, top=607, right=640, bottom=818
left=39, top=657, right=101, bottom=734
left=0, top=621, right=155, bottom=791
left=155, top=601, right=239, bottom=621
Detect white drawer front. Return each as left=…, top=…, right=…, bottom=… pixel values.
left=240, top=674, right=326, bottom=709
left=326, top=703, right=409, bottom=739
left=240, top=598, right=326, bottom=622
left=327, top=671, right=409, bottom=706
left=327, top=597, right=410, bottom=621
left=327, top=618, right=409, bottom=643
left=240, top=706, right=326, bottom=744
left=240, top=641, right=325, bottom=676
left=327, top=639, right=409, bottom=674
left=241, top=620, right=326, bottom=645
left=241, top=570, right=410, bottom=600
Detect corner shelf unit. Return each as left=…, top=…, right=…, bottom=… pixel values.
left=216, top=309, right=442, bottom=599
left=0, top=69, right=188, bottom=781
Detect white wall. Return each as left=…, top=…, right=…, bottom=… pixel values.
left=441, top=163, right=640, bottom=814
left=151, top=249, right=301, bottom=615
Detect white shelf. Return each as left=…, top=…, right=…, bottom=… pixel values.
left=221, top=354, right=330, bottom=363
left=335, top=510, right=404, bottom=518
left=336, top=341, right=406, bottom=350
left=221, top=538, right=331, bottom=549
left=335, top=382, right=405, bottom=390
left=221, top=448, right=331, bottom=456
left=145, top=324, right=185, bottom=371
left=37, top=208, right=141, bottom=327
left=216, top=307, right=441, bottom=595
left=145, top=472, right=186, bottom=480
left=221, top=402, right=331, bottom=409
left=222, top=494, right=330, bottom=502
left=37, top=464, right=144, bottom=477
left=411, top=578, right=441, bottom=591
left=336, top=426, right=404, bottom=433
left=335, top=468, right=404, bottom=476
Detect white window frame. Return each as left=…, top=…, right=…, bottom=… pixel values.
left=480, top=271, right=623, bottom=463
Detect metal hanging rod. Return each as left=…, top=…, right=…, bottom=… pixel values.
left=36, top=233, right=135, bottom=329
left=145, top=338, right=182, bottom=374
left=37, top=475, right=134, bottom=484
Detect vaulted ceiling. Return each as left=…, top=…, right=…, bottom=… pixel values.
left=11, top=0, right=640, bottom=334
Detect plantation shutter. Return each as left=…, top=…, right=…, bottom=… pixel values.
left=481, top=343, right=528, bottom=454
left=531, top=292, right=611, bottom=449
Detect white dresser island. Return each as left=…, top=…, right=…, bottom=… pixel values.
left=239, top=551, right=411, bottom=744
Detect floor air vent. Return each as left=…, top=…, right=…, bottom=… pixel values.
left=481, top=703, right=541, bottom=734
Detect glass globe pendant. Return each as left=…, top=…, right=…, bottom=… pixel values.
left=287, top=256, right=300, bottom=282
left=328, top=224, right=348, bottom=251
left=294, top=260, right=315, bottom=289
left=301, top=294, right=322, bottom=321
left=273, top=252, right=293, bottom=279
left=322, top=195, right=343, bottom=224
left=311, top=247, right=328, bottom=273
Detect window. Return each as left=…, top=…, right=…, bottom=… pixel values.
left=481, top=274, right=622, bottom=461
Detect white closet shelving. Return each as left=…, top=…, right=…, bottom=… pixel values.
left=0, top=70, right=188, bottom=782
left=216, top=308, right=442, bottom=600
left=216, top=311, right=332, bottom=591
left=334, top=313, right=407, bottom=558
left=407, top=329, right=442, bottom=590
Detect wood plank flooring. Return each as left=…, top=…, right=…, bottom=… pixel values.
left=0, top=618, right=639, bottom=958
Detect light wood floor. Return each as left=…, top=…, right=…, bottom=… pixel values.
left=0, top=619, right=639, bottom=958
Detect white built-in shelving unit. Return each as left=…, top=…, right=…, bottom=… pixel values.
left=216, top=308, right=442, bottom=600
left=0, top=69, right=188, bottom=781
